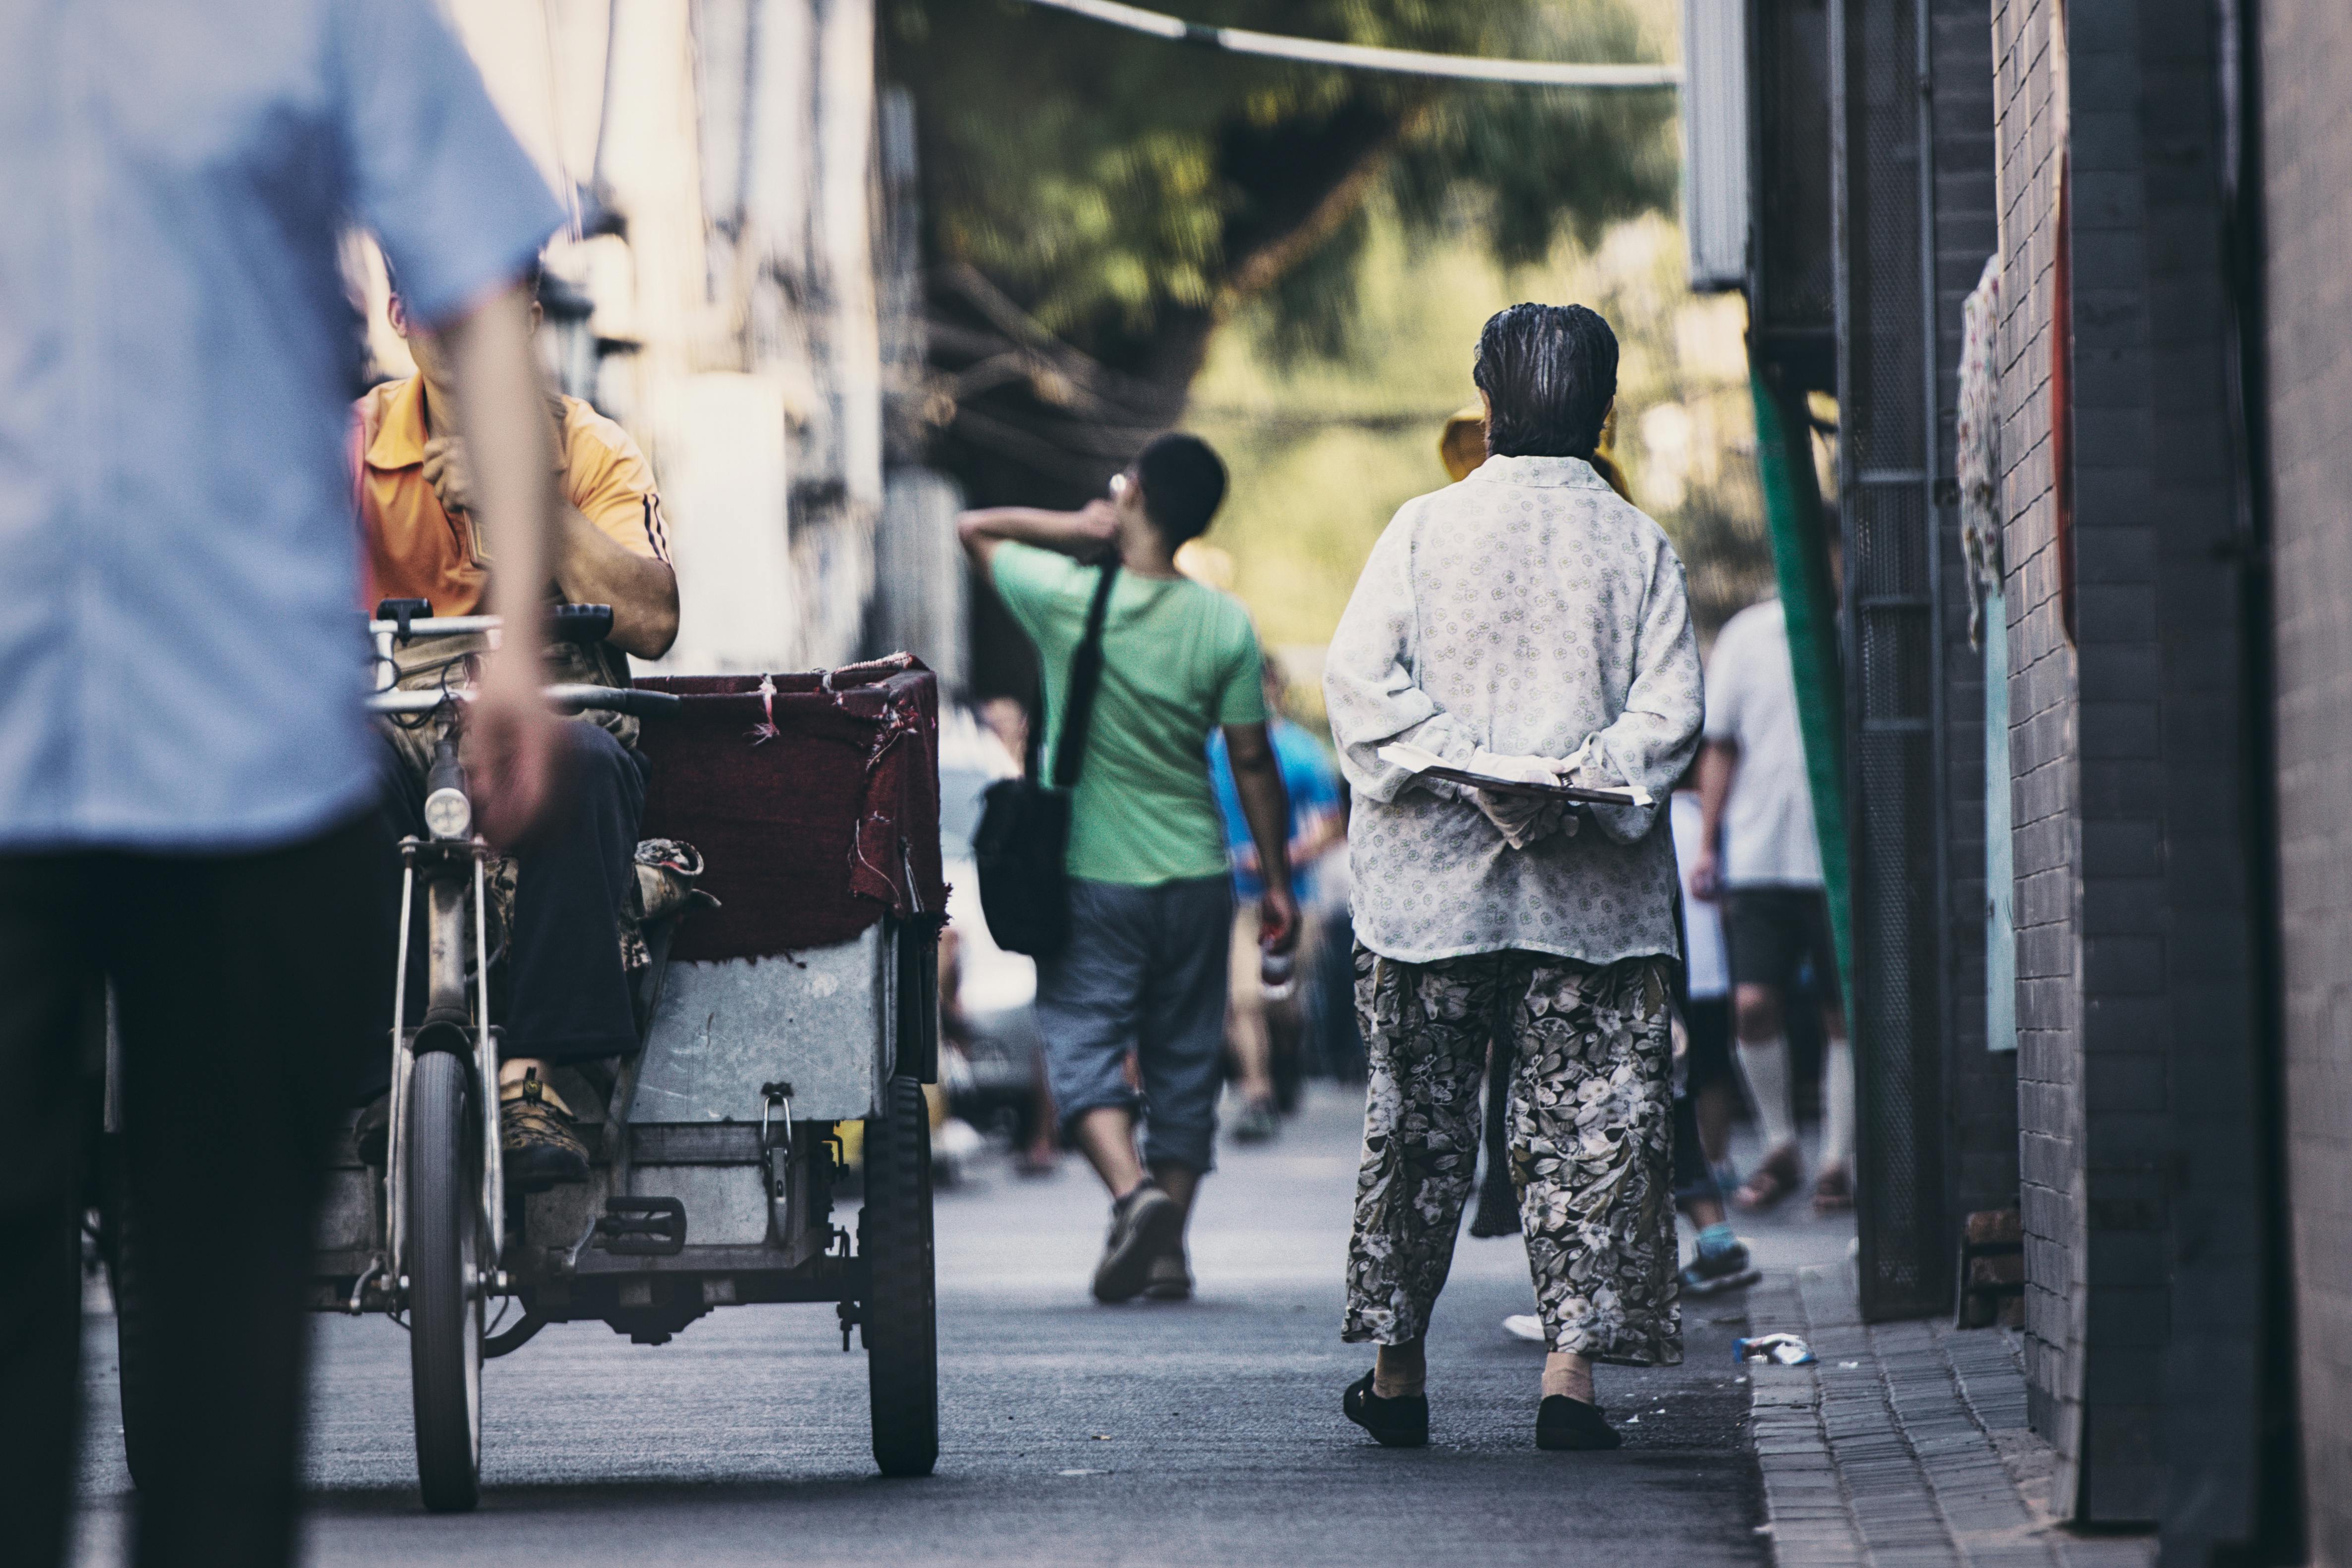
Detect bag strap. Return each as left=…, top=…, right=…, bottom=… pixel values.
left=1024, top=668, right=1047, bottom=781
left=1051, top=562, right=1122, bottom=789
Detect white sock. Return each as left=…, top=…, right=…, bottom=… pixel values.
left=1821, top=1036, right=1856, bottom=1170
left=1737, top=1034, right=1799, bottom=1152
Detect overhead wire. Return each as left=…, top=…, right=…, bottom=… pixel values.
left=934, top=5, right=1683, bottom=482
left=1004, top=0, right=1682, bottom=89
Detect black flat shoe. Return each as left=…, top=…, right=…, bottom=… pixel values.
left=1343, top=1370, right=1428, bottom=1448
left=1536, top=1394, right=1622, bottom=1451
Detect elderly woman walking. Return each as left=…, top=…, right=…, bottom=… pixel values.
left=1324, top=303, right=1704, bottom=1452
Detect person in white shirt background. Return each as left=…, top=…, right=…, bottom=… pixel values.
left=1688, top=597, right=1856, bottom=1213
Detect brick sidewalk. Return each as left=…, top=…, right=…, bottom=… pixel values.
left=1746, top=1262, right=2155, bottom=1568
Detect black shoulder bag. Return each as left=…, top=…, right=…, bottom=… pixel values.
left=972, top=562, right=1121, bottom=957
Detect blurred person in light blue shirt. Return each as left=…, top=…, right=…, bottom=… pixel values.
left=1209, top=656, right=1344, bottom=1137
left=0, top=4, right=566, bottom=1563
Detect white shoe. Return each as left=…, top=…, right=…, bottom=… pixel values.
left=1502, top=1313, right=1545, bottom=1343
left=933, top=1116, right=985, bottom=1187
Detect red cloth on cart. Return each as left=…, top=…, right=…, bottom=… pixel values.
left=633, top=658, right=946, bottom=961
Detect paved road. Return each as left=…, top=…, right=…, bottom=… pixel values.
left=72, top=1087, right=1845, bottom=1567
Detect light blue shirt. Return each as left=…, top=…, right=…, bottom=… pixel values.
left=0, top=0, right=562, bottom=850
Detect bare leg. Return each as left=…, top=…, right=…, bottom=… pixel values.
left=1071, top=1105, right=1147, bottom=1200
left=1019, top=1052, right=1061, bottom=1174
left=1230, top=1014, right=1275, bottom=1104
left=1813, top=989, right=1856, bottom=1207
left=1227, top=909, right=1275, bottom=1107
left=1819, top=995, right=1854, bottom=1175
left=1148, top=1160, right=1200, bottom=1230
left=498, top=1056, right=549, bottom=1089
left=1375, top=1337, right=1426, bottom=1398
left=1695, top=1078, right=1735, bottom=1167
left=1732, top=981, right=1803, bottom=1206
left=1542, top=1351, right=1595, bottom=1403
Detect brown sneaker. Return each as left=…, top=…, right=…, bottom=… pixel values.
left=501, top=1069, right=590, bottom=1189
left=1812, top=1163, right=1854, bottom=1213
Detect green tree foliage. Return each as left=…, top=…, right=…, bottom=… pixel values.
left=1192, top=207, right=1770, bottom=680
left=886, top=0, right=1678, bottom=494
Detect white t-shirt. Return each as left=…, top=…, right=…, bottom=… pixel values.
left=1703, top=599, right=1823, bottom=888
left=1670, top=791, right=1730, bottom=999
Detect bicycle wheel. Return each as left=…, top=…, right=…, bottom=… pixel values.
left=406, top=1048, right=484, bottom=1512
left=861, top=1075, right=938, bottom=1478
left=102, top=1137, right=164, bottom=1494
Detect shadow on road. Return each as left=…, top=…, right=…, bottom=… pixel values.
left=71, top=1087, right=1834, bottom=1567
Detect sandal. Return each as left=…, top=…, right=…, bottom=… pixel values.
left=1734, top=1144, right=1804, bottom=1212
left=1812, top=1163, right=1854, bottom=1213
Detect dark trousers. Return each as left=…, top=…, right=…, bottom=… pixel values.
left=362, top=723, right=647, bottom=1096
left=0, top=815, right=382, bottom=1568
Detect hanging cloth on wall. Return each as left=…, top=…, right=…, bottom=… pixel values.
left=1956, top=254, right=2005, bottom=651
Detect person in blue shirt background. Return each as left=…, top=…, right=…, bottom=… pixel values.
left=1209, top=656, right=1345, bottom=1141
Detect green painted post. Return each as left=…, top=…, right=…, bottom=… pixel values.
left=1747, top=363, right=1854, bottom=1019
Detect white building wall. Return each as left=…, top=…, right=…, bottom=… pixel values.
left=384, top=0, right=905, bottom=677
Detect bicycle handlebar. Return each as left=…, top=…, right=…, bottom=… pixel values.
left=368, top=607, right=611, bottom=646
left=364, top=683, right=681, bottom=719
left=548, top=684, right=681, bottom=718
left=368, top=614, right=504, bottom=640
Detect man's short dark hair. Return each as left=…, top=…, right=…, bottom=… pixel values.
left=1472, top=302, right=1619, bottom=461
left=1133, top=432, right=1228, bottom=546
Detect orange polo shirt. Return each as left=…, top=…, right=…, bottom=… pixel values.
left=352, top=374, right=670, bottom=615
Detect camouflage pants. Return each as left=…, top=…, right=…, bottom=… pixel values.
left=1341, top=945, right=1681, bottom=1366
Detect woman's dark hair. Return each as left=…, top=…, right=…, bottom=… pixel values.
left=1133, top=432, right=1228, bottom=545
left=1471, top=302, right=1619, bottom=460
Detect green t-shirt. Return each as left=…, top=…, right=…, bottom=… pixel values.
left=990, top=541, right=1266, bottom=885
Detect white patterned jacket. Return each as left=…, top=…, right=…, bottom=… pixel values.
left=1325, top=455, right=1704, bottom=965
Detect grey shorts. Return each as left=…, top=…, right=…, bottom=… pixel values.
left=1032, top=874, right=1234, bottom=1173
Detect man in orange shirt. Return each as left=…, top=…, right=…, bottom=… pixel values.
left=355, top=261, right=681, bottom=1186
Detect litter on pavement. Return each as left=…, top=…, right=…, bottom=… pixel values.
left=1733, top=1332, right=1818, bottom=1366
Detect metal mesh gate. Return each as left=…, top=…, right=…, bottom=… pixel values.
left=1833, top=0, right=1951, bottom=1319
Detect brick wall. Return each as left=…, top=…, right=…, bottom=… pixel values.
left=2119, top=3, right=2273, bottom=1550
left=2261, top=7, right=2352, bottom=1564
left=1995, top=0, right=2267, bottom=1536
left=1991, top=0, right=2083, bottom=1492
left=2064, top=0, right=2176, bottom=1522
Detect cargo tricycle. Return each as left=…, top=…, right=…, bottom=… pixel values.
left=104, top=613, right=947, bottom=1513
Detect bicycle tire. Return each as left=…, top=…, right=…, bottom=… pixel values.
left=861, top=1075, right=938, bottom=1478
left=103, top=1138, right=164, bottom=1494
left=407, top=1048, right=484, bottom=1512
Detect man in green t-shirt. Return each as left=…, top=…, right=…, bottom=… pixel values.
left=959, top=433, right=1298, bottom=1304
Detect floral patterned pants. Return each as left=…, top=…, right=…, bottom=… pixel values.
left=1340, top=945, right=1681, bottom=1366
